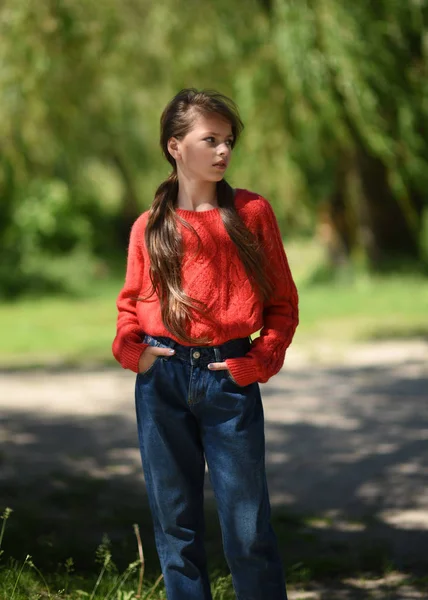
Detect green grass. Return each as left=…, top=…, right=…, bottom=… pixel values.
left=0, top=279, right=121, bottom=369
left=296, top=275, right=428, bottom=343
left=0, top=240, right=427, bottom=369
left=1, top=503, right=426, bottom=600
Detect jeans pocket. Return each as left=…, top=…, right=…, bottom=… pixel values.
left=139, top=356, right=161, bottom=377
left=139, top=335, right=163, bottom=377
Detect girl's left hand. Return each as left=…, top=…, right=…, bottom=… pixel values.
left=207, top=361, right=229, bottom=371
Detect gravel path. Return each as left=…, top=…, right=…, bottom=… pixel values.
left=1, top=339, right=427, bottom=598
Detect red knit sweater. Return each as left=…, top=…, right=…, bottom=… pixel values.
left=112, top=188, right=299, bottom=386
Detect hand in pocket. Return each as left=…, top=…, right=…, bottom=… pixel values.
left=138, top=346, right=175, bottom=373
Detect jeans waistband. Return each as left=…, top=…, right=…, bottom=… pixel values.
left=143, top=334, right=251, bottom=366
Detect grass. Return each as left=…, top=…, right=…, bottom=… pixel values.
left=1, top=501, right=426, bottom=600
left=296, top=274, right=428, bottom=343
left=0, top=278, right=121, bottom=369
left=0, top=507, right=164, bottom=600
left=0, top=239, right=427, bottom=369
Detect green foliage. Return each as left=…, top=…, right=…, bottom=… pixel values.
left=0, top=0, right=428, bottom=295
left=0, top=177, right=97, bottom=297
left=269, top=0, right=428, bottom=263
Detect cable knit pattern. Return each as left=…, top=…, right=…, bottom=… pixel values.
left=112, top=188, right=299, bottom=385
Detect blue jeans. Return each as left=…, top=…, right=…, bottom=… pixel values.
left=135, top=334, right=288, bottom=600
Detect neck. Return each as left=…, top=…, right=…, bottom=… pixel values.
left=175, top=173, right=217, bottom=212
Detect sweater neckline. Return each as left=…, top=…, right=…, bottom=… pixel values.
left=174, top=206, right=220, bottom=221
left=174, top=188, right=242, bottom=221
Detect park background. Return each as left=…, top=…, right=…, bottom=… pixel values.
left=0, top=0, right=427, bottom=598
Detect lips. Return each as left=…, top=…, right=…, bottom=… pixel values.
left=213, top=161, right=227, bottom=168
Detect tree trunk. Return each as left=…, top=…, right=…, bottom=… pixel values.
left=317, top=156, right=355, bottom=267
left=355, top=150, right=420, bottom=268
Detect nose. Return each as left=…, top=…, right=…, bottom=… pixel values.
left=218, top=142, right=230, bottom=157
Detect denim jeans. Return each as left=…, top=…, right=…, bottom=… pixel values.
left=135, top=334, right=288, bottom=600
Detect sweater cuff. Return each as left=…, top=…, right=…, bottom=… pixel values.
left=225, top=357, right=259, bottom=387
left=120, top=341, right=149, bottom=373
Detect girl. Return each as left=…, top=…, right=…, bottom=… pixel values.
left=112, top=88, right=299, bottom=600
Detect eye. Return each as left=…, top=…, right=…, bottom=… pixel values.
left=226, top=139, right=234, bottom=147
left=204, top=136, right=215, bottom=143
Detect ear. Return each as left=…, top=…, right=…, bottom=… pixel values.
left=167, top=137, right=181, bottom=160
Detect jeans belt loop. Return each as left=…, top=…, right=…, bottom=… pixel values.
left=213, top=347, right=222, bottom=362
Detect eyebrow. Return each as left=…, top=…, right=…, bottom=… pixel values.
left=202, top=131, right=234, bottom=138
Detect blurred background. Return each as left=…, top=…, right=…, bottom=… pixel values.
left=1, top=1, right=428, bottom=598
left=1, top=0, right=428, bottom=364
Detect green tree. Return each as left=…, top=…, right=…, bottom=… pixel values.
left=269, top=0, right=428, bottom=268
left=1, top=0, right=427, bottom=297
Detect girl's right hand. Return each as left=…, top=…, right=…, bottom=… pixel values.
left=138, top=346, right=175, bottom=374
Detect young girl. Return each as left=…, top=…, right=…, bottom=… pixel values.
left=113, top=88, right=299, bottom=600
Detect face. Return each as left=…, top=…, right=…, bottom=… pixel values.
left=168, top=112, right=234, bottom=183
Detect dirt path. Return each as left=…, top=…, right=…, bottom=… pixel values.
left=1, top=339, right=427, bottom=598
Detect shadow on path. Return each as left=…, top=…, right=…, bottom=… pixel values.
left=0, top=349, right=427, bottom=590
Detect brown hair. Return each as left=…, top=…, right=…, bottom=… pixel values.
left=143, top=88, right=273, bottom=344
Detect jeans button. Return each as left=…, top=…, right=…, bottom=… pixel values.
left=193, top=351, right=201, bottom=359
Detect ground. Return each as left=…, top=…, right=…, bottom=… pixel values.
left=1, top=339, right=427, bottom=598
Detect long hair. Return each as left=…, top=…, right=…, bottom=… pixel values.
left=143, top=88, right=273, bottom=344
